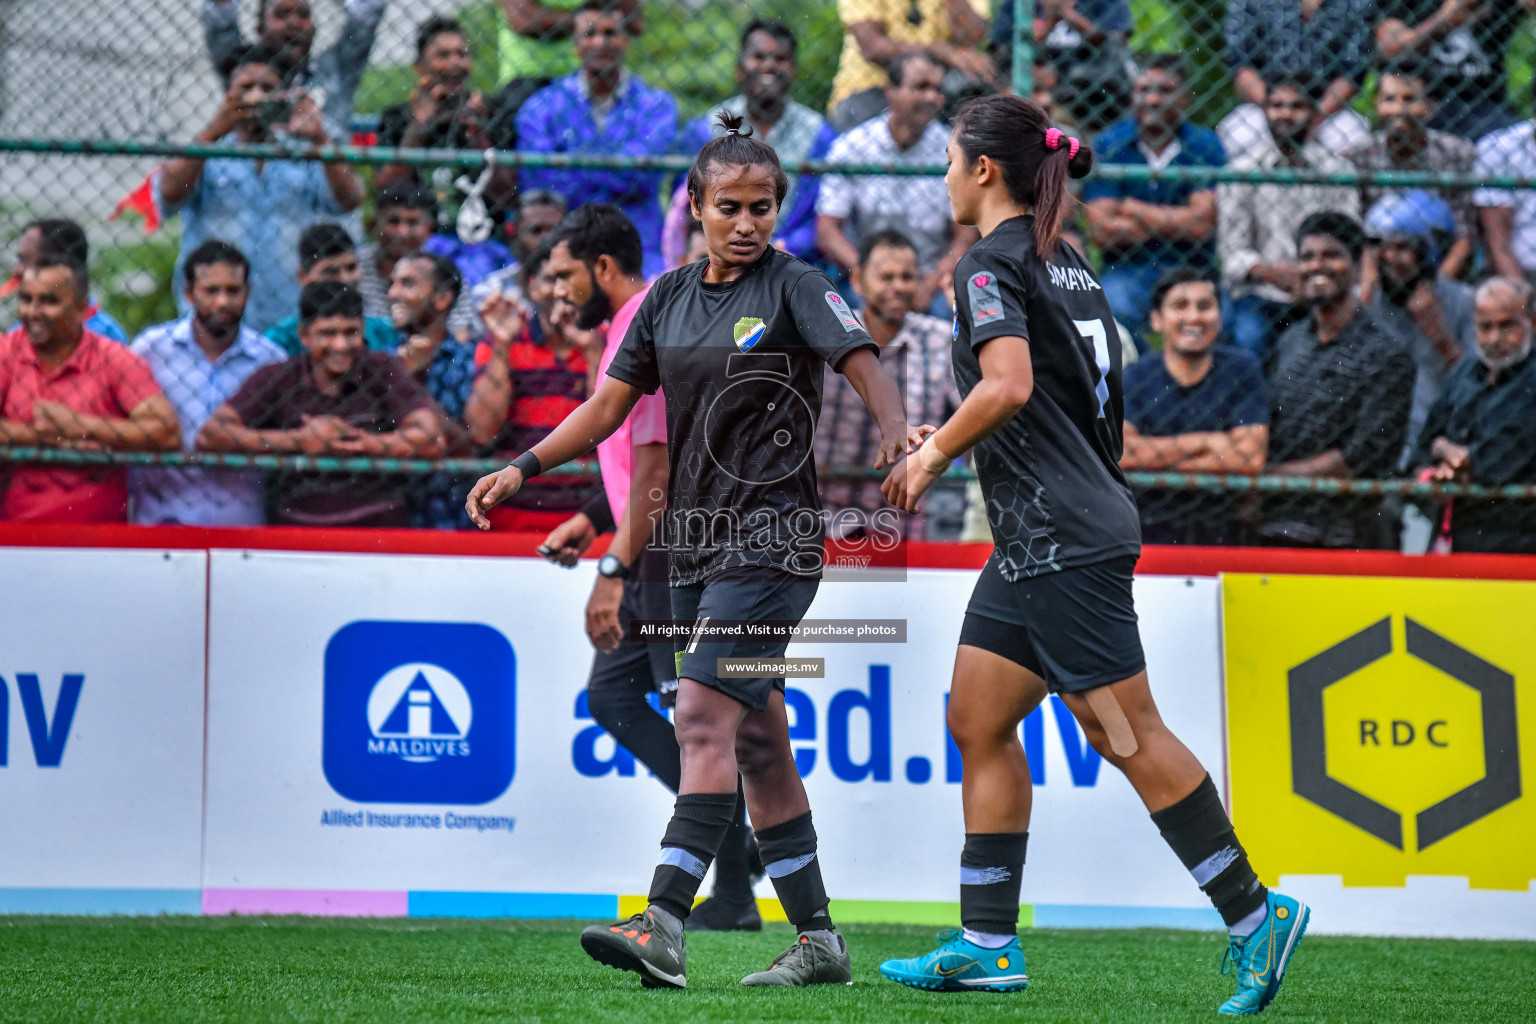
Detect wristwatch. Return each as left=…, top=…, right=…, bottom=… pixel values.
left=597, top=553, right=631, bottom=580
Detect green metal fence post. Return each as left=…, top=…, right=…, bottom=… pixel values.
left=1012, top=0, right=1033, bottom=99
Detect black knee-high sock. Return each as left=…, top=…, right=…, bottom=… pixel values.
left=755, top=812, right=833, bottom=932
left=587, top=683, right=682, bottom=793
left=960, top=832, right=1028, bottom=935
left=648, top=792, right=737, bottom=920
left=1150, top=775, right=1268, bottom=927
left=711, top=777, right=756, bottom=902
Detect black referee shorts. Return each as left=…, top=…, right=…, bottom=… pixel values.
left=589, top=544, right=677, bottom=698
left=960, top=554, right=1145, bottom=694
left=672, top=569, right=820, bottom=711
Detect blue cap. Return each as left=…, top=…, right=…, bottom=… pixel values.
left=1364, top=191, right=1456, bottom=265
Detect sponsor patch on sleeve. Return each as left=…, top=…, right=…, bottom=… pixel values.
left=968, top=271, right=1005, bottom=327
left=824, top=290, right=863, bottom=332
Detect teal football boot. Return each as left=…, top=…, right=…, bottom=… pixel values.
left=879, top=930, right=1028, bottom=992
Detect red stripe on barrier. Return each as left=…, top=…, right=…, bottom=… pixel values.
left=0, top=523, right=1534, bottom=581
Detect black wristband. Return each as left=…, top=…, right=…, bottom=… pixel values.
left=511, top=451, right=542, bottom=480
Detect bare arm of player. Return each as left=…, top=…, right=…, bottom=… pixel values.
left=464, top=374, right=644, bottom=529
left=882, top=334, right=1033, bottom=513
left=587, top=440, right=668, bottom=653
left=836, top=347, right=918, bottom=469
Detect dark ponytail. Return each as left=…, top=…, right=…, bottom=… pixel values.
left=686, top=111, right=790, bottom=209
left=952, top=94, right=1093, bottom=256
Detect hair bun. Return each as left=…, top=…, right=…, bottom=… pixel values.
left=1067, top=140, right=1094, bottom=181
left=714, top=111, right=753, bottom=138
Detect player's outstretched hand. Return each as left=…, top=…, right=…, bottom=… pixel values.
left=882, top=451, right=939, bottom=513
left=874, top=421, right=930, bottom=470
left=465, top=465, right=525, bottom=530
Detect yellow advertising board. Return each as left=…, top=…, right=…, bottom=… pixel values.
left=1223, top=574, right=1534, bottom=890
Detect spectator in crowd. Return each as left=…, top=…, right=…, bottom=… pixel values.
left=493, top=0, right=640, bottom=96
left=1344, top=60, right=1477, bottom=279
left=204, top=0, right=387, bottom=138
left=828, top=0, right=992, bottom=132
left=1474, top=80, right=1536, bottom=286
left=5, top=220, right=127, bottom=343
left=818, top=51, right=978, bottom=313
left=0, top=251, right=179, bottom=522
left=1084, top=55, right=1224, bottom=345
left=1221, top=2, right=1374, bottom=160
left=1413, top=276, right=1536, bottom=553
left=264, top=223, right=398, bottom=357
left=358, top=182, right=479, bottom=340
left=386, top=251, right=497, bottom=529
left=375, top=16, right=518, bottom=283
left=681, top=217, right=710, bottom=267
left=999, top=0, right=1134, bottom=134
left=1361, top=192, right=1477, bottom=461
left=129, top=241, right=287, bottom=525
left=669, top=20, right=837, bottom=261
left=508, top=189, right=569, bottom=267
left=815, top=229, right=958, bottom=539
left=160, top=46, right=363, bottom=335
left=469, top=189, right=570, bottom=332
left=1375, top=0, right=1533, bottom=142
left=1120, top=269, right=1268, bottom=545
left=197, top=281, right=441, bottom=527
left=517, top=0, right=678, bottom=277
left=1262, top=213, right=1415, bottom=548
left=472, top=241, right=598, bottom=531
left=1217, top=74, right=1360, bottom=361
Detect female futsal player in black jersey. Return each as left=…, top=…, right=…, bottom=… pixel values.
left=466, top=114, right=916, bottom=990
left=877, top=94, right=1308, bottom=1016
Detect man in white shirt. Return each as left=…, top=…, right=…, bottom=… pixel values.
left=816, top=51, right=977, bottom=314
left=1474, top=94, right=1536, bottom=287
left=1217, top=73, right=1360, bottom=362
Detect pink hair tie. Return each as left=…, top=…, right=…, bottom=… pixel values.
left=1044, top=127, right=1080, bottom=160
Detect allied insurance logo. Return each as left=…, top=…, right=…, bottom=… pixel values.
left=1224, top=575, right=1533, bottom=890
left=322, top=621, right=516, bottom=805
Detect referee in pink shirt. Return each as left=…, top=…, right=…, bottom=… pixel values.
left=534, top=204, right=762, bottom=930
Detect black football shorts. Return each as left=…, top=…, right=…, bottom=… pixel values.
left=959, top=554, right=1145, bottom=693
left=672, top=570, right=820, bottom=711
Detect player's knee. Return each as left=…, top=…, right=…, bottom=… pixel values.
left=733, top=727, right=783, bottom=782
left=673, top=706, right=730, bottom=759
left=946, top=698, right=1013, bottom=753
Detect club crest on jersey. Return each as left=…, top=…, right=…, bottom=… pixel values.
left=1047, top=262, right=1103, bottom=293
left=969, top=270, right=1004, bottom=326
left=733, top=316, right=767, bottom=352
left=824, top=290, right=862, bottom=332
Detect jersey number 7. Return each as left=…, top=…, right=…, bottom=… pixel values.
left=1073, top=319, right=1112, bottom=419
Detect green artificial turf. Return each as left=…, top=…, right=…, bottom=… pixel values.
left=0, top=916, right=1531, bottom=1023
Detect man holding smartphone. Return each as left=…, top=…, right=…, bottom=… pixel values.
left=532, top=204, right=763, bottom=931
left=159, top=45, right=364, bottom=335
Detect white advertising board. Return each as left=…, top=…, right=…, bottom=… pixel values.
left=0, top=547, right=206, bottom=912
left=203, top=550, right=1224, bottom=923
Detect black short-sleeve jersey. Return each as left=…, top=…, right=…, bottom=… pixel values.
left=952, top=216, right=1140, bottom=580
left=606, top=248, right=878, bottom=584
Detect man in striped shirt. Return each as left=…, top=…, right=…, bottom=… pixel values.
left=815, top=229, right=958, bottom=540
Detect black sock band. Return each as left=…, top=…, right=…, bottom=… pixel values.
left=756, top=812, right=833, bottom=932
left=711, top=779, right=756, bottom=901
left=1150, top=775, right=1267, bottom=927
left=648, top=791, right=737, bottom=920
left=960, top=831, right=1028, bottom=935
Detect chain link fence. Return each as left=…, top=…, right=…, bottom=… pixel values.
left=1, top=0, right=1534, bottom=549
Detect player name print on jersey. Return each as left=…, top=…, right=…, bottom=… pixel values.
left=968, top=271, right=1004, bottom=326
left=1047, top=263, right=1103, bottom=293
